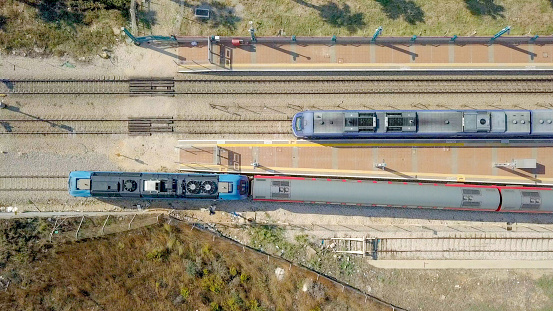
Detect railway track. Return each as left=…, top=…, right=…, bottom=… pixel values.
left=0, top=176, right=68, bottom=191
left=3, top=77, right=553, bottom=95
left=333, top=236, right=553, bottom=260
left=0, top=118, right=291, bottom=135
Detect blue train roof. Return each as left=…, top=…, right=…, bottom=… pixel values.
left=68, top=171, right=249, bottom=200
left=293, top=109, right=553, bottom=138
left=68, top=171, right=93, bottom=197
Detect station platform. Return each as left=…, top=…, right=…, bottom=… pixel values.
left=177, top=140, right=553, bottom=186
left=176, top=36, right=553, bottom=72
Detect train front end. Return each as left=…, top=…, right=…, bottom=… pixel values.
left=218, top=174, right=250, bottom=200
left=68, top=171, right=92, bottom=197
left=292, top=111, right=314, bottom=138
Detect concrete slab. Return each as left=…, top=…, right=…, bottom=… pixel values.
left=178, top=140, right=553, bottom=186
left=176, top=37, right=553, bottom=72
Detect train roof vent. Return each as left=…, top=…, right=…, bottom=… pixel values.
left=521, top=191, right=541, bottom=209
left=186, top=180, right=201, bottom=194
left=462, top=189, right=481, bottom=195
left=271, top=180, right=290, bottom=199
left=462, top=188, right=481, bottom=207
left=385, top=112, right=417, bottom=132
left=461, top=201, right=481, bottom=207
left=123, top=180, right=138, bottom=192
left=201, top=181, right=218, bottom=195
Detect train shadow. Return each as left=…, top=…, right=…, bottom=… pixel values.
left=96, top=197, right=553, bottom=225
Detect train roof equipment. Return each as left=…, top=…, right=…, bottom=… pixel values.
left=69, top=171, right=249, bottom=200
left=292, top=110, right=553, bottom=139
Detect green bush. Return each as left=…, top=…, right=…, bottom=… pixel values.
left=210, top=302, right=222, bottom=311
left=180, top=287, right=190, bottom=300
left=146, top=247, right=169, bottom=262
left=202, top=274, right=224, bottom=293
left=240, top=272, right=250, bottom=284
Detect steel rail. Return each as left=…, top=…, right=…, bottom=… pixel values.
left=0, top=118, right=290, bottom=122
left=5, top=77, right=553, bottom=82
left=0, top=119, right=291, bottom=135
left=4, top=78, right=553, bottom=95
left=0, top=176, right=68, bottom=191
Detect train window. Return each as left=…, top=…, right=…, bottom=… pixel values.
left=295, top=117, right=303, bottom=131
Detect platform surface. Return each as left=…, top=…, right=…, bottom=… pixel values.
left=177, top=37, right=553, bottom=72
left=178, top=140, right=553, bottom=186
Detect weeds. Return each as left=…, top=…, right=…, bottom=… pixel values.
left=180, top=287, right=189, bottom=300
left=537, top=276, right=553, bottom=300
left=240, top=272, right=250, bottom=284
left=146, top=247, right=169, bottom=261
left=339, top=257, right=355, bottom=276
left=0, top=0, right=126, bottom=57
left=0, top=221, right=375, bottom=310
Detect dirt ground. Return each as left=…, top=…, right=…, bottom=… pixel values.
left=177, top=209, right=553, bottom=311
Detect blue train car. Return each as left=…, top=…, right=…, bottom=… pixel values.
left=292, top=109, right=553, bottom=139
left=68, top=171, right=249, bottom=200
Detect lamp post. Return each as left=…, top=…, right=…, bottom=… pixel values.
left=249, top=21, right=257, bottom=43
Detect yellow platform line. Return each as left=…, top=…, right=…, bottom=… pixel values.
left=229, top=62, right=553, bottom=68
left=180, top=164, right=552, bottom=184
left=217, top=142, right=466, bottom=147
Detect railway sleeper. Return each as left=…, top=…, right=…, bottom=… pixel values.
left=149, top=127, right=173, bottom=132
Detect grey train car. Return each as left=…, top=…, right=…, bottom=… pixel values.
left=292, top=109, right=553, bottom=139
left=252, top=176, right=553, bottom=213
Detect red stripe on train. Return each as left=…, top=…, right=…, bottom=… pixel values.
left=253, top=175, right=305, bottom=180
left=253, top=199, right=305, bottom=203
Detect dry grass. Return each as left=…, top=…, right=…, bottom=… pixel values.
left=0, top=0, right=126, bottom=57
left=177, top=0, right=553, bottom=37
left=0, top=220, right=392, bottom=311
left=2, top=0, right=553, bottom=58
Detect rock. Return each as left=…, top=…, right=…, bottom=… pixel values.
left=302, top=279, right=313, bottom=292
left=173, top=295, right=184, bottom=305
left=33, top=47, right=45, bottom=54
left=275, top=267, right=285, bottom=281
left=305, top=246, right=317, bottom=259
left=99, top=52, right=110, bottom=59
left=112, top=27, right=121, bottom=35
left=366, top=285, right=372, bottom=293
left=454, top=285, right=460, bottom=289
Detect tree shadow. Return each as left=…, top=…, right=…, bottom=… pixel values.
left=196, top=1, right=241, bottom=31
left=17, top=0, right=130, bottom=27
left=137, top=9, right=157, bottom=30
left=0, top=15, right=7, bottom=31
left=464, top=0, right=505, bottom=19
left=374, top=0, right=425, bottom=25
left=293, top=0, right=365, bottom=33
left=18, top=0, right=83, bottom=26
